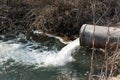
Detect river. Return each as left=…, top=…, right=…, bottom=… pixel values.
left=0, top=33, right=93, bottom=80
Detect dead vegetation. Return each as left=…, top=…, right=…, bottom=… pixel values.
left=0, top=0, right=120, bottom=39
left=31, top=0, right=120, bottom=37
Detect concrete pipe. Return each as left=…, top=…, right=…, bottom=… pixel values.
left=80, top=24, right=120, bottom=50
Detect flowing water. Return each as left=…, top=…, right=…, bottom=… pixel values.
left=0, top=33, right=93, bottom=80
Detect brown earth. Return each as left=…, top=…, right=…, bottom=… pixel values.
left=0, top=0, right=120, bottom=40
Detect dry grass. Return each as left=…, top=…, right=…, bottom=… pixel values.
left=92, top=50, right=120, bottom=80
left=0, top=0, right=120, bottom=38
left=27, top=0, right=120, bottom=40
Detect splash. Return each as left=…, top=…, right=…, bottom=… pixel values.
left=0, top=38, right=80, bottom=67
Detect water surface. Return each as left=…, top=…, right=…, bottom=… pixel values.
left=0, top=34, right=92, bottom=80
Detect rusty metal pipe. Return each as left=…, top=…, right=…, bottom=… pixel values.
left=80, top=24, right=120, bottom=49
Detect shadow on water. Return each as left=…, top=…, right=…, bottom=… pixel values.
left=0, top=34, right=102, bottom=80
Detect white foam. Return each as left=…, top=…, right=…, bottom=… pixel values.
left=0, top=38, right=80, bottom=67
left=33, top=31, right=72, bottom=44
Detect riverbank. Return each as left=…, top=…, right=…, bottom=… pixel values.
left=0, top=0, right=120, bottom=40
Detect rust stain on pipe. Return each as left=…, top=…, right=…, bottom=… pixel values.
left=80, top=24, right=120, bottom=50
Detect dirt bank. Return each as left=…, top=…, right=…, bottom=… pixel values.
left=0, top=0, right=120, bottom=40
